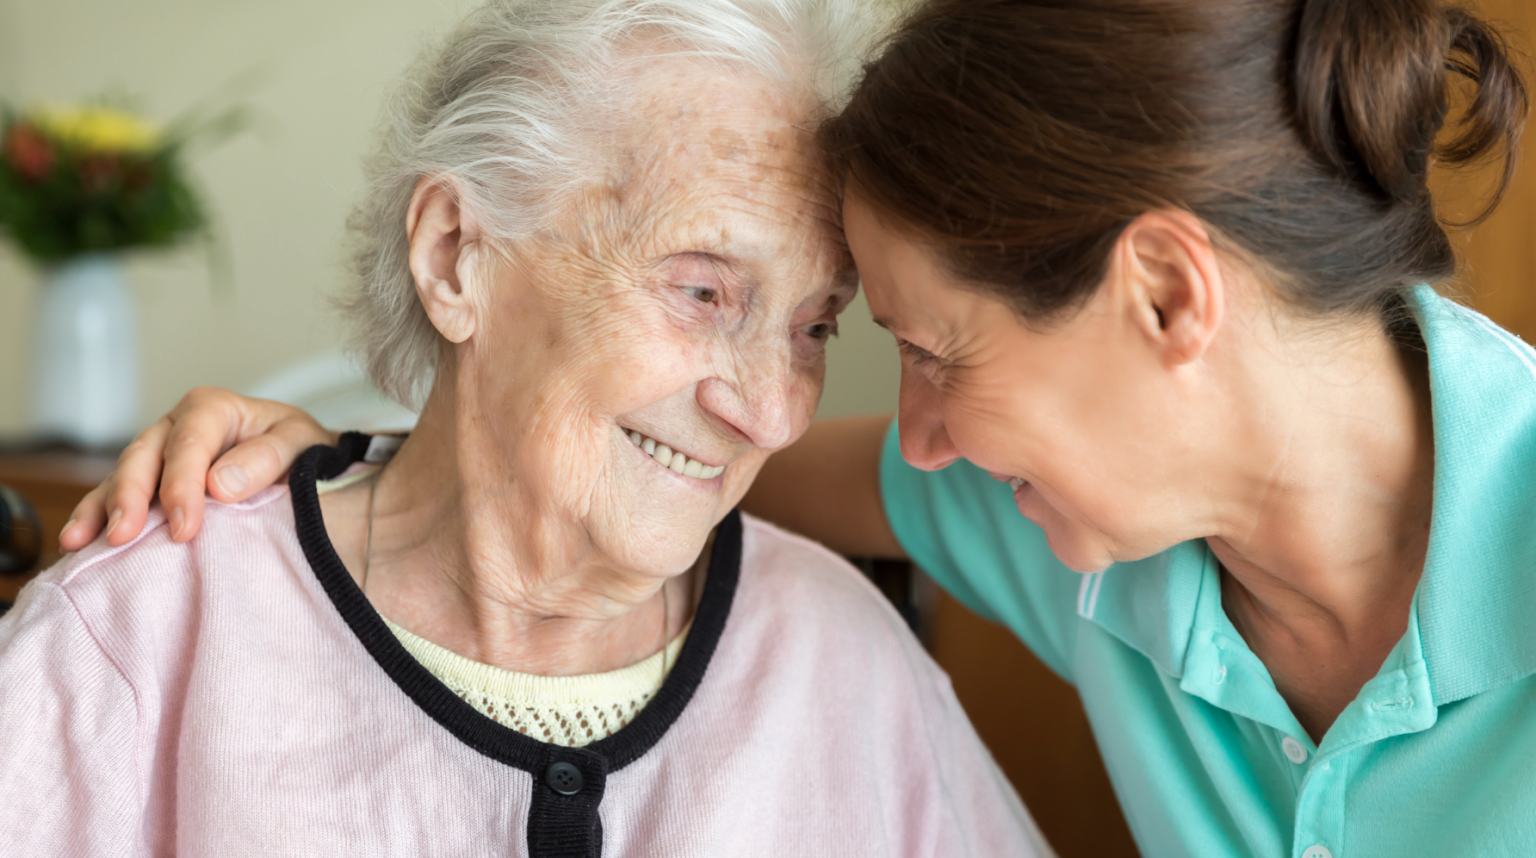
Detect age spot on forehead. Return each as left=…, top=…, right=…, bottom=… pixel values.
left=708, top=127, right=749, bottom=162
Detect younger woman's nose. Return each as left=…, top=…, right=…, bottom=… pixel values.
left=898, top=369, right=960, bottom=471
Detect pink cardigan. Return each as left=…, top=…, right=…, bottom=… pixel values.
left=0, top=438, right=1050, bottom=857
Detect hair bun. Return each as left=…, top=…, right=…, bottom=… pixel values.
left=1293, top=0, right=1526, bottom=220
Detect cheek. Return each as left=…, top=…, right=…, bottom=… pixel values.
left=1009, top=470, right=1121, bottom=572
left=940, top=362, right=1129, bottom=532
left=559, top=304, right=715, bottom=416
left=719, top=451, right=771, bottom=508
left=956, top=335, right=1143, bottom=471
left=786, top=361, right=825, bottom=429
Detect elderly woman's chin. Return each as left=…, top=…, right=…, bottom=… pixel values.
left=595, top=436, right=769, bottom=576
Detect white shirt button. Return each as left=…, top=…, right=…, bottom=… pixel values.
left=1302, top=845, right=1333, bottom=858
left=1281, top=736, right=1309, bottom=764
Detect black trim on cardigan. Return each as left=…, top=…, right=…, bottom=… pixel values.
left=288, top=434, right=742, bottom=858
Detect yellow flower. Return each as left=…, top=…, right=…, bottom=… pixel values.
left=30, top=105, right=160, bottom=154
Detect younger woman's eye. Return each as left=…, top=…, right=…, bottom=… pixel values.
left=682, top=286, right=718, bottom=304
left=897, top=339, right=937, bottom=366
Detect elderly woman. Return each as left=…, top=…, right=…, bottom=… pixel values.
left=0, top=1, right=1049, bottom=855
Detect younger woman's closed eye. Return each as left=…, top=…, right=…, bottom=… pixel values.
left=897, top=339, right=939, bottom=366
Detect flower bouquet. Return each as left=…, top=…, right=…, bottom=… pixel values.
left=0, top=104, right=213, bottom=261
left=0, top=101, right=242, bottom=447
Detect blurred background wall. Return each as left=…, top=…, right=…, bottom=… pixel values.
left=0, top=0, right=901, bottom=436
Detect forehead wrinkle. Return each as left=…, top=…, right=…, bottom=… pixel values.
left=584, top=154, right=843, bottom=289
left=531, top=69, right=843, bottom=309
left=569, top=152, right=833, bottom=271
left=634, top=135, right=837, bottom=225
left=618, top=74, right=833, bottom=204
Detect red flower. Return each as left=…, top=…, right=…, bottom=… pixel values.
left=3, top=124, right=55, bottom=181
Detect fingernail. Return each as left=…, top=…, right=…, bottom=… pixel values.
left=59, top=517, right=77, bottom=542
left=105, top=509, right=123, bottom=540
left=214, top=464, right=249, bottom=495
left=169, top=507, right=186, bottom=541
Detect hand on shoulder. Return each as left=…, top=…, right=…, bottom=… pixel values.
left=60, top=387, right=336, bottom=552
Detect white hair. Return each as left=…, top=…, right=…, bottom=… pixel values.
left=343, top=0, right=904, bottom=409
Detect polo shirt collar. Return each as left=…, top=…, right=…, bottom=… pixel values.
left=1077, top=286, right=1536, bottom=708
left=1407, top=285, right=1536, bottom=704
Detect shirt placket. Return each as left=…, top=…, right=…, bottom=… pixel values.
left=1291, top=660, right=1436, bottom=858
left=1290, top=746, right=1343, bottom=858
left=1179, top=624, right=1438, bottom=858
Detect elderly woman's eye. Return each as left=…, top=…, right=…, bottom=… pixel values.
left=682, top=286, right=718, bottom=304
left=804, top=322, right=836, bottom=340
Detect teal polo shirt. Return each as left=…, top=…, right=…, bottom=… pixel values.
left=881, top=285, right=1536, bottom=858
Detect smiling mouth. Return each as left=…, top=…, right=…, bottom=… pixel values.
left=987, top=471, right=1029, bottom=492
left=623, top=428, right=725, bottom=480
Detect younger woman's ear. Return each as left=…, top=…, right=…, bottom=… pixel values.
left=1112, top=210, right=1225, bottom=368
left=406, top=175, right=484, bottom=344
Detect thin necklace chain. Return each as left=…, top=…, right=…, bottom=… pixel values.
left=361, top=464, right=673, bottom=688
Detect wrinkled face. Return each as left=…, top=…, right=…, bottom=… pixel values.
left=846, top=193, right=1188, bottom=573
left=458, top=65, right=853, bottom=578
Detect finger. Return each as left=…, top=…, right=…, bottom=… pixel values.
left=207, top=416, right=339, bottom=504
left=157, top=395, right=249, bottom=543
left=59, top=483, right=111, bottom=552
left=101, top=418, right=175, bottom=547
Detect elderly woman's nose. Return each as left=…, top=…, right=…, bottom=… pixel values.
left=696, top=365, right=797, bottom=451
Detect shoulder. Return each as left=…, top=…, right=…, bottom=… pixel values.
left=738, top=513, right=912, bottom=633
left=13, top=487, right=297, bottom=656
left=43, top=485, right=292, bottom=589
left=740, top=513, right=874, bottom=585
left=725, top=515, right=949, bottom=708
left=732, top=513, right=950, bottom=695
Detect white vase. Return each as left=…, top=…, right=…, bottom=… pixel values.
left=32, top=254, right=141, bottom=448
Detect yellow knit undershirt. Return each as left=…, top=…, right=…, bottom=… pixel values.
left=386, top=619, right=689, bottom=747
left=317, top=467, right=688, bottom=748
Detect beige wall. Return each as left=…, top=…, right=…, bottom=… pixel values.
left=0, top=0, right=901, bottom=436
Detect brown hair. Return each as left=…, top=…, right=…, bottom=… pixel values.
left=819, top=0, right=1530, bottom=319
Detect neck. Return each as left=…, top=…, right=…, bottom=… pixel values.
left=1202, top=307, right=1434, bottom=737
left=320, top=374, right=699, bottom=676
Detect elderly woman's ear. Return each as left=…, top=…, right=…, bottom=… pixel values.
left=407, top=175, right=485, bottom=344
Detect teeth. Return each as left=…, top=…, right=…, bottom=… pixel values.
left=623, top=428, right=725, bottom=481
left=1009, top=477, right=1025, bottom=491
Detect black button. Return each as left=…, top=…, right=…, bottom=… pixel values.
left=546, top=761, right=584, bottom=795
